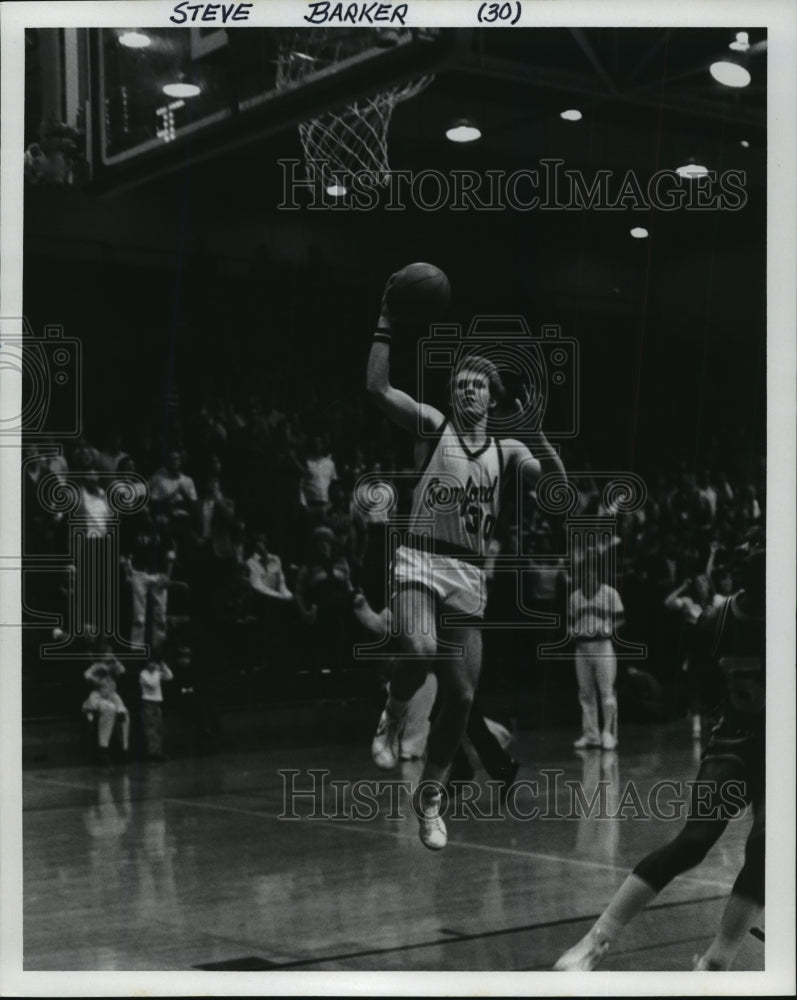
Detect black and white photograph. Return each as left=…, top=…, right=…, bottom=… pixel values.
left=0, top=1, right=794, bottom=995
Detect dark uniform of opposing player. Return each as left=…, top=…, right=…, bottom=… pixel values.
left=554, top=546, right=765, bottom=972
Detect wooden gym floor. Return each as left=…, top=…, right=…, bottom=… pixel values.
left=22, top=722, right=764, bottom=974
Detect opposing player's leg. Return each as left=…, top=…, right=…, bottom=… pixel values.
left=695, top=756, right=764, bottom=970
left=464, top=696, right=518, bottom=788
left=554, top=754, right=743, bottom=970
left=371, top=584, right=436, bottom=769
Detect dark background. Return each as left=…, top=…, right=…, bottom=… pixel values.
left=23, top=26, right=766, bottom=474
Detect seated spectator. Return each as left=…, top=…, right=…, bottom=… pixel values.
left=214, top=560, right=258, bottom=624
left=195, top=475, right=239, bottom=561
left=116, top=454, right=149, bottom=504
left=96, top=428, right=129, bottom=473
left=325, top=479, right=365, bottom=575
left=295, top=526, right=355, bottom=675
left=342, top=445, right=367, bottom=487
left=262, top=388, right=286, bottom=437
left=715, top=567, right=736, bottom=599
left=69, top=450, right=112, bottom=536
left=124, top=547, right=186, bottom=650
left=740, top=483, right=762, bottom=525
left=149, top=450, right=197, bottom=521
left=524, top=523, right=567, bottom=606
left=247, top=534, right=293, bottom=603
left=663, top=572, right=724, bottom=738
left=354, top=463, right=397, bottom=611
left=23, top=440, right=68, bottom=554
left=24, top=438, right=69, bottom=488
left=243, top=534, right=296, bottom=658
left=40, top=437, right=70, bottom=483
left=649, top=533, right=682, bottom=596
left=696, top=470, right=718, bottom=523
left=191, top=400, right=228, bottom=457
left=714, top=469, right=736, bottom=512
left=300, top=435, right=337, bottom=519
left=116, top=455, right=151, bottom=554
left=82, top=642, right=129, bottom=764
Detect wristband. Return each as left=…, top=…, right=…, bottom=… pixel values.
left=373, top=328, right=392, bottom=343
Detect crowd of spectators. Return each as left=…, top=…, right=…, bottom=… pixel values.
left=22, top=378, right=765, bottom=732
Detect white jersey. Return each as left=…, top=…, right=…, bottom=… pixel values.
left=570, top=584, right=624, bottom=640
left=408, top=418, right=504, bottom=558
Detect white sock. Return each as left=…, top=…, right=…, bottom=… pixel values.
left=594, top=874, right=658, bottom=943
left=700, top=894, right=763, bottom=970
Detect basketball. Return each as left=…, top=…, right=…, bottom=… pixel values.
left=384, top=262, right=451, bottom=322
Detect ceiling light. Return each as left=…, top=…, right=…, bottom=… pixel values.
left=709, top=60, right=751, bottom=87
left=560, top=109, right=582, bottom=122
left=630, top=227, right=649, bottom=239
left=445, top=119, right=481, bottom=143
left=163, top=81, right=201, bottom=99
left=119, top=31, right=151, bottom=49
left=676, top=161, right=709, bottom=179
left=326, top=184, right=347, bottom=197
left=709, top=30, right=753, bottom=87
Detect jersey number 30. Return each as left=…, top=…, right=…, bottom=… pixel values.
left=464, top=505, right=496, bottom=541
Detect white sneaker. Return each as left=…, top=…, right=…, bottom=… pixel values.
left=574, top=735, right=601, bottom=749
left=693, top=952, right=724, bottom=970
left=418, top=794, right=447, bottom=850
left=553, top=929, right=611, bottom=971
left=601, top=732, right=617, bottom=751
left=371, top=709, right=405, bottom=769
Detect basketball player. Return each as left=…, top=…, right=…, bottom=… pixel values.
left=367, top=275, right=566, bottom=849
left=554, top=545, right=765, bottom=971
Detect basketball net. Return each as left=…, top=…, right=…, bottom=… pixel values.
left=275, top=29, right=433, bottom=191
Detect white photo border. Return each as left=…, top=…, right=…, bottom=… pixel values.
left=1, top=1, right=794, bottom=996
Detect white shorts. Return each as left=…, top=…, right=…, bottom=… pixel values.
left=82, top=690, right=127, bottom=715
left=391, top=545, right=487, bottom=620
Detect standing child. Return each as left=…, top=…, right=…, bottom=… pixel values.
left=569, top=557, right=625, bottom=751
left=139, top=655, right=174, bottom=761
left=82, top=642, right=130, bottom=764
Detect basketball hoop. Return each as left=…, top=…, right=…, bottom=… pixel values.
left=275, top=29, right=433, bottom=192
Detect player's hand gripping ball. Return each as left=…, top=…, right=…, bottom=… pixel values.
left=383, top=262, right=451, bottom=324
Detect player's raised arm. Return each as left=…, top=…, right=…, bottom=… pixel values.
left=366, top=275, right=443, bottom=435
left=495, top=381, right=566, bottom=487
left=505, top=419, right=566, bottom=492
